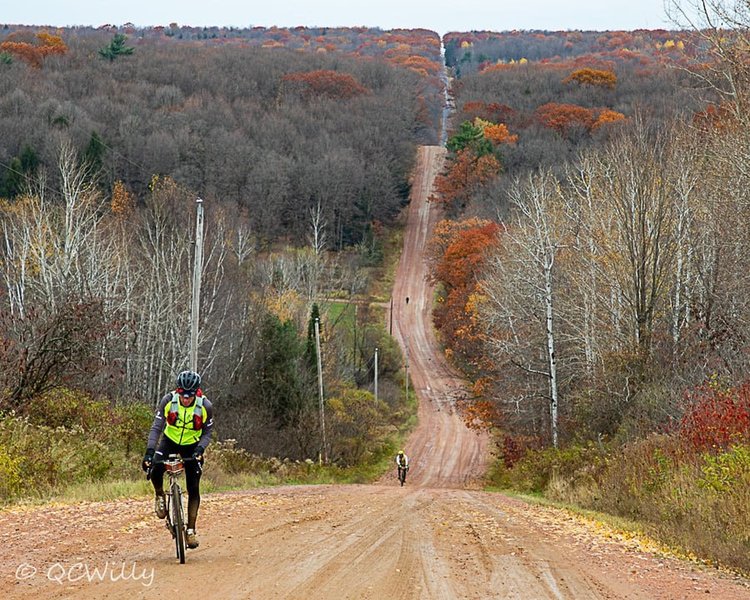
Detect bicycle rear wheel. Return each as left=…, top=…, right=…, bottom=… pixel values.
left=172, top=483, right=186, bottom=564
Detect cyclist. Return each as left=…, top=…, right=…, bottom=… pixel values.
left=142, top=370, right=214, bottom=549
left=396, top=449, right=409, bottom=483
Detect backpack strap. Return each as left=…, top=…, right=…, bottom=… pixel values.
left=193, top=393, right=204, bottom=430
left=167, top=393, right=180, bottom=425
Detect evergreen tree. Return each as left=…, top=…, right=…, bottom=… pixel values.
left=82, top=131, right=105, bottom=173
left=98, top=34, right=134, bottom=61
left=258, top=314, right=313, bottom=428
left=1, top=157, right=24, bottom=198
left=19, top=145, right=39, bottom=174
left=306, top=303, right=321, bottom=366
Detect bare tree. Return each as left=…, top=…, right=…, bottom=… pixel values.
left=482, top=170, right=568, bottom=446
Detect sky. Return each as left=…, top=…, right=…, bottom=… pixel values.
left=4, top=1, right=673, bottom=34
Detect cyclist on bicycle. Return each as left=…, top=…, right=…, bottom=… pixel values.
left=396, top=449, right=409, bottom=482
left=142, top=370, right=214, bottom=549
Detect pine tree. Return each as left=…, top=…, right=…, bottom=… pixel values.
left=98, top=34, right=134, bottom=61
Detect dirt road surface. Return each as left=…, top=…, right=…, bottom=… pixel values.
left=3, top=146, right=749, bottom=599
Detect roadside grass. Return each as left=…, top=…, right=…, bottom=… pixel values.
left=486, top=439, right=750, bottom=577
left=369, top=224, right=404, bottom=303
left=484, top=485, right=733, bottom=574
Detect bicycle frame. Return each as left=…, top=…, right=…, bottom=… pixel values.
left=149, top=454, right=200, bottom=564
left=164, top=455, right=187, bottom=563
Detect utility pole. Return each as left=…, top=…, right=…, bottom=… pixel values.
left=374, top=347, right=379, bottom=402
left=404, top=335, right=409, bottom=404
left=389, top=297, right=393, bottom=336
left=190, top=198, right=204, bottom=372
left=315, top=317, right=327, bottom=463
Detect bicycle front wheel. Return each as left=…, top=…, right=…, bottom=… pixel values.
left=172, top=483, right=186, bottom=564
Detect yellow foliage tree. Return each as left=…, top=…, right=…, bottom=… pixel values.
left=563, top=68, right=617, bottom=89
left=266, top=288, right=304, bottom=324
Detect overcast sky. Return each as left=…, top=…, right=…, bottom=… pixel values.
left=4, top=1, right=673, bottom=33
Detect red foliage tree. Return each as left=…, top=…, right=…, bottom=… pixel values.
left=281, top=70, right=370, bottom=100
left=431, top=149, right=501, bottom=211
left=692, top=103, right=735, bottom=132
left=679, top=381, right=750, bottom=452
left=536, top=102, right=597, bottom=135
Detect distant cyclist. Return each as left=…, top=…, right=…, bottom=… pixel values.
left=142, top=370, right=214, bottom=549
left=396, top=449, right=409, bottom=484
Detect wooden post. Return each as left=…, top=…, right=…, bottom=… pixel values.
left=315, top=318, right=327, bottom=463
left=190, top=198, right=204, bottom=372
left=374, top=347, right=379, bottom=402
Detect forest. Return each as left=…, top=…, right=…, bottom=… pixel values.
left=426, top=4, right=750, bottom=569
left=1, top=3, right=750, bottom=571
left=0, top=25, right=442, bottom=472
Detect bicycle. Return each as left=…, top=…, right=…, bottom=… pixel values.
left=147, top=454, right=200, bottom=564
left=397, top=465, right=409, bottom=486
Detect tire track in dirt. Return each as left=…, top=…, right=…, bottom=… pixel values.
left=4, top=146, right=749, bottom=600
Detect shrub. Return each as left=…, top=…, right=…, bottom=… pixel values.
left=23, top=389, right=152, bottom=456
left=489, top=442, right=606, bottom=495
left=208, top=439, right=265, bottom=474
left=0, top=446, right=22, bottom=498
left=532, top=436, right=749, bottom=573
left=679, top=381, right=750, bottom=452
left=0, top=415, right=131, bottom=500
left=327, top=387, right=392, bottom=466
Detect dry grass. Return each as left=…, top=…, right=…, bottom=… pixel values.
left=491, top=438, right=750, bottom=575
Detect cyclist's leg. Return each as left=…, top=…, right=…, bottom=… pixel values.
left=151, top=437, right=179, bottom=495
left=183, top=443, right=202, bottom=530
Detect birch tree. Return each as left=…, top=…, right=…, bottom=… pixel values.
left=481, top=170, right=568, bottom=446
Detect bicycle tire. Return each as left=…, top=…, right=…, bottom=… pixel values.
left=172, top=482, right=186, bottom=564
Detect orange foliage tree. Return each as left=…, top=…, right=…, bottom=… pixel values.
left=431, top=149, right=501, bottom=211
left=593, top=108, right=626, bottom=129
left=430, top=219, right=501, bottom=371
left=110, top=180, right=136, bottom=217
left=563, top=67, right=617, bottom=88
left=536, top=102, right=597, bottom=135
left=477, top=119, right=519, bottom=144
left=0, top=32, right=67, bottom=68
left=281, top=70, right=370, bottom=100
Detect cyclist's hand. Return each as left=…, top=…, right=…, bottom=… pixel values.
left=142, top=449, right=155, bottom=472
left=192, top=447, right=205, bottom=465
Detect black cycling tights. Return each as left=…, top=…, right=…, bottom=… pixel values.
left=150, top=439, right=202, bottom=529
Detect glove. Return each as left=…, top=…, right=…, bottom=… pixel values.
left=192, top=447, right=205, bottom=465
left=142, top=449, right=155, bottom=472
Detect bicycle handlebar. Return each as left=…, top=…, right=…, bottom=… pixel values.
left=146, top=455, right=202, bottom=480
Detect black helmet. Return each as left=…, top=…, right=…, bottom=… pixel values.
left=176, top=370, right=201, bottom=395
